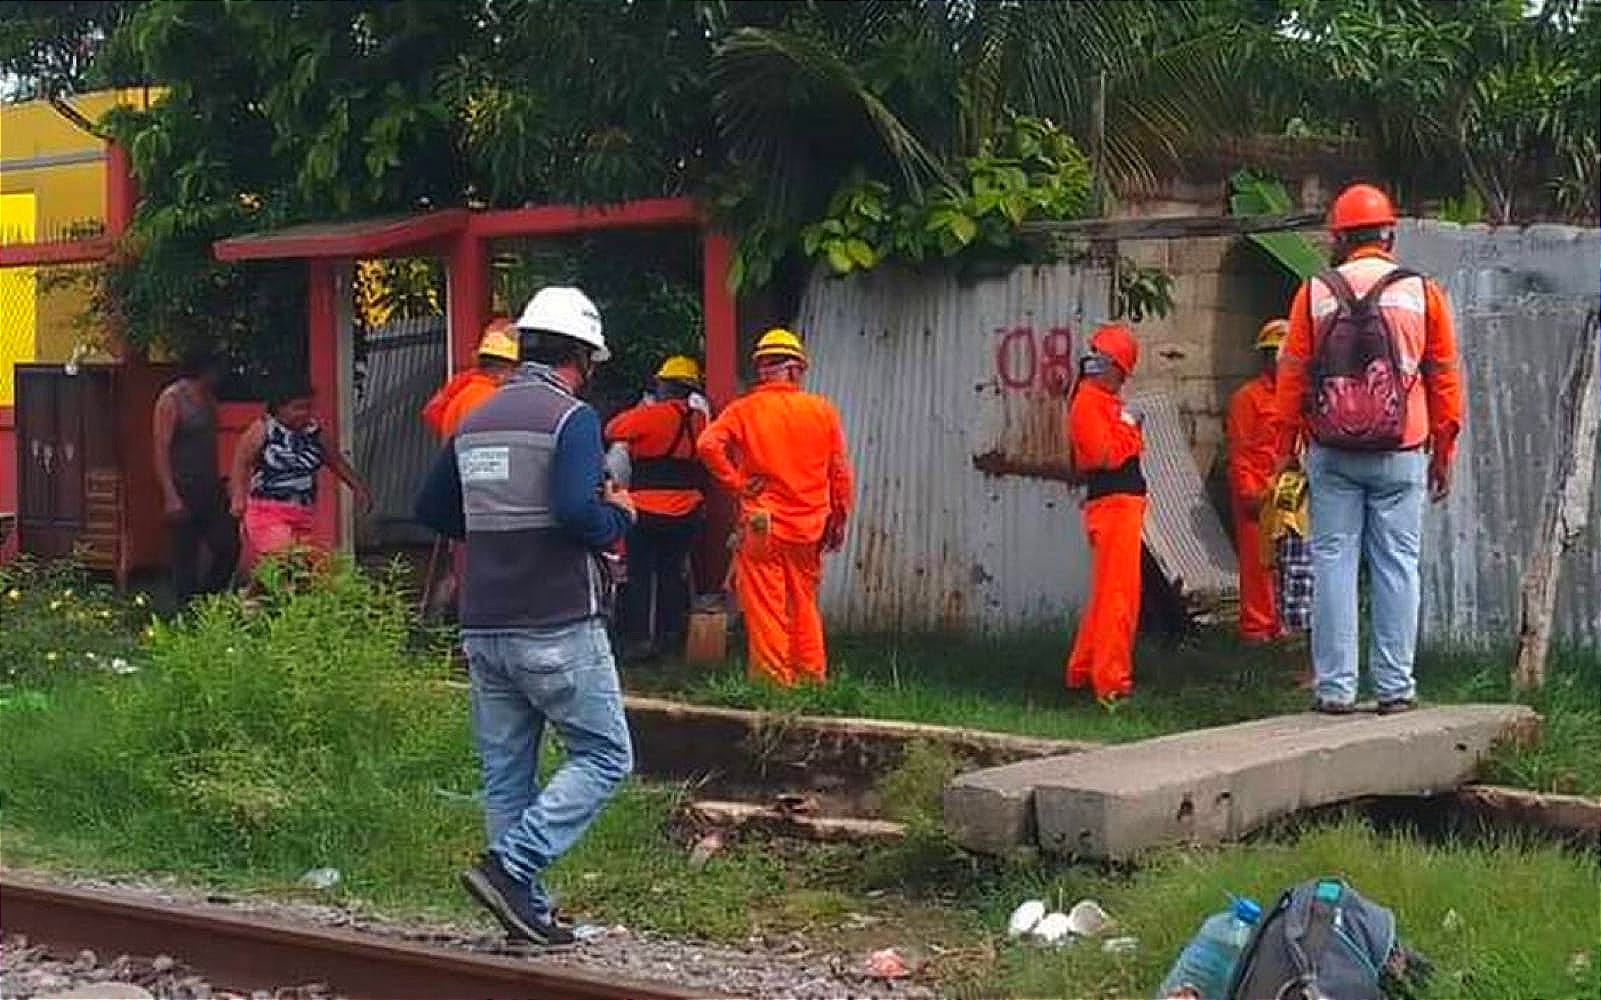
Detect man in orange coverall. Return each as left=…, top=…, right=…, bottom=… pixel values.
left=1226, top=318, right=1290, bottom=643
left=697, top=328, right=853, bottom=686
left=1065, top=323, right=1146, bottom=705
left=422, top=317, right=520, bottom=438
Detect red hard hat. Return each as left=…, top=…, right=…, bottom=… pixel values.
left=1328, top=183, right=1397, bottom=232
left=1089, top=323, right=1139, bottom=376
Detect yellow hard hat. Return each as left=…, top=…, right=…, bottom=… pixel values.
left=655, top=355, right=702, bottom=383
left=477, top=317, right=520, bottom=363
left=1255, top=318, right=1289, bottom=351
left=753, top=327, right=808, bottom=364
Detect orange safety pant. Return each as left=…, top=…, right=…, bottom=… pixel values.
left=1232, top=500, right=1279, bottom=642
left=734, top=531, right=825, bottom=687
left=1066, top=494, right=1146, bottom=699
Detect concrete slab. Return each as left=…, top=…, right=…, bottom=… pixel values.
left=944, top=712, right=1356, bottom=855
left=1033, top=705, right=1537, bottom=859
left=945, top=706, right=1538, bottom=857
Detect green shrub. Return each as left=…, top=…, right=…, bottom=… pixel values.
left=1, top=559, right=480, bottom=896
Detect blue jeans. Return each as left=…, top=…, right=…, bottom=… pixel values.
left=1305, top=445, right=1428, bottom=706
left=463, top=619, right=634, bottom=914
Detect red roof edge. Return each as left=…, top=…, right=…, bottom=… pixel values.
left=469, top=196, right=701, bottom=239
left=212, top=208, right=471, bottom=262
left=0, top=237, right=114, bottom=268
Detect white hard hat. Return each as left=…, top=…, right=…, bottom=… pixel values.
left=515, top=286, right=609, bottom=362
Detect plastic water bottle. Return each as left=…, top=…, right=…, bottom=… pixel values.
left=1155, top=896, right=1262, bottom=999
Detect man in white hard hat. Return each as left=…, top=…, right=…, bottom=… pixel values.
left=415, top=286, right=635, bottom=945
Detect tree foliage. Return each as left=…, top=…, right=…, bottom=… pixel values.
left=0, top=1, right=140, bottom=99
left=5, top=0, right=1591, bottom=366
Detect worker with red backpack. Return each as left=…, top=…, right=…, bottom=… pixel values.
left=1272, top=183, right=1464, bottom=716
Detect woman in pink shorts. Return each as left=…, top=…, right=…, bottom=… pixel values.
left=230, top=381, right=370, bottom=575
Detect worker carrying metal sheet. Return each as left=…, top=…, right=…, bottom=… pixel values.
left=697, top=328, right=853, bottom=687
left=1063, top=323, right=1146, bottom=706
left=1227, top=318, right=1290, bottom=643
left=605, top=354, right=710, bottom=661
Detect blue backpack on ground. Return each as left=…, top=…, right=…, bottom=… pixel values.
left=1224, top=878, right=1400, bottom=1000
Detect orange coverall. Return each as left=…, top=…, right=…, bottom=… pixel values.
left=605, top=399, right=708, bottom=518
left=422, top=369, right=502, bottom=439
left=697, top=382, right=852, bottom=686
left=1065, top=381, right=1146, bottom=700
left=1226, top=373, right=1280, bottom=641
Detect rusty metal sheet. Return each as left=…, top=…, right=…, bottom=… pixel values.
left=801, top=263, right=1237, bottom=630
left=1129, top=390, right=1238, bottom=603
left=1397, top=220, right=1601, bottom=642
left=801, top=263, right=1110, bottom=632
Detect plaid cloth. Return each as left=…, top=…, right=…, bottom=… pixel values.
left=1276, top=533, right=1313, bottom=632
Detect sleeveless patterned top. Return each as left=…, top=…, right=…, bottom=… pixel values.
left=250, top=416, right=325, bottom=505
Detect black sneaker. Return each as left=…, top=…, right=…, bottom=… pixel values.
left=1310, top=699, right=1355, bottom=715
left=1377, top=697, right=1418, bottom=716
left=460, top=853, right=574, bottom=945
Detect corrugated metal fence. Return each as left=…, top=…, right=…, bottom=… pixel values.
left=352, top=314, right=446, bottom=547
left=1398, top=220, right=1601, bottom=642
left=801, top=263, right=1111, bottom=631
left=801, top=221, right=1600, bottom=642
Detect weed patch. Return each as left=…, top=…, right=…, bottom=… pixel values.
left=0, top=557, right=151, bottom=689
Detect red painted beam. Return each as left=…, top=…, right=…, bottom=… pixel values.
left=213, top=210, right=470, bottom=262
left=0, top=238, right=113, bottom=267
left=448, top=230, right=490, bottom=373
left=469, top=197, right=700, bottom=240
left=701, top=231, right=738, bottom=410
left=306, top=260, right=341, bottom=551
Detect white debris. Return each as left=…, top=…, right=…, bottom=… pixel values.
left=1031, top=911, right=1073, bottom=945
left=1006, top=899, right=1047, bottom=938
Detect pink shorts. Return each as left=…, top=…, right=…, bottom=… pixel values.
left=242, top=498, right=317, bottom=571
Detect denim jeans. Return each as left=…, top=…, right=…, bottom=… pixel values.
left=1305, top=445, right=1428, bottom=706
left=463, top=619, right=634, bottom=914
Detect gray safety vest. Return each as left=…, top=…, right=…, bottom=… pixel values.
left=454, top=366, right=605, bottom=630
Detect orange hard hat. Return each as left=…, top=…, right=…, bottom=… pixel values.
left=1089, top=323, right=1139, bottom=376
left=1328, top=183, right=1397, bottom=232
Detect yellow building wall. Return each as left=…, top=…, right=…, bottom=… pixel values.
left=0, top=88, right=157, bottom=370
left=0, top=192, right=37, bottom=406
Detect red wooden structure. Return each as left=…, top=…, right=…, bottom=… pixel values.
left=211, top=200, right=738, bottom=554
left=0, top=142, right=137, bottom=562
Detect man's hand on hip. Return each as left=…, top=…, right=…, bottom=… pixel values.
left=604, top=481, right=638, bottom=522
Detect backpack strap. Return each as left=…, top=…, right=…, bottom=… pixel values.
left=1316, top=268, right=1362, bottom=314
left=1359, top=265, right=1419, bottom=309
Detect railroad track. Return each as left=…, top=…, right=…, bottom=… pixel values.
left=1, top=873, right=705, bottom=1000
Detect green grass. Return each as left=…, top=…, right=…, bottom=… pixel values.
left=0, top=563, right=1595, bottom=998
left=634, top=632, right=1601, bottom=795
left=973, top=822, right=1600, bottom=1000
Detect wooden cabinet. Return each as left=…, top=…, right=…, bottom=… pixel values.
left=15, top=363, right=173, bottom=586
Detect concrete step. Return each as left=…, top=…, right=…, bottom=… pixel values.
left=945, top=705, right=1539, bottom=858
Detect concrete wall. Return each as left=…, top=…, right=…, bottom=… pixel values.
left=1119, top=234, right=1302, bottom=479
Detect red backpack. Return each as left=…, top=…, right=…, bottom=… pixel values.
left=1305, top=266, right=1420, bottom=451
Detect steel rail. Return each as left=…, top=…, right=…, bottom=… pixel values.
left=1, top=873, right=708, bottom=1000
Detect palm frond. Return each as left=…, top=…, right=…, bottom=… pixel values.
left=712, top=25, right=951, bottom=219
